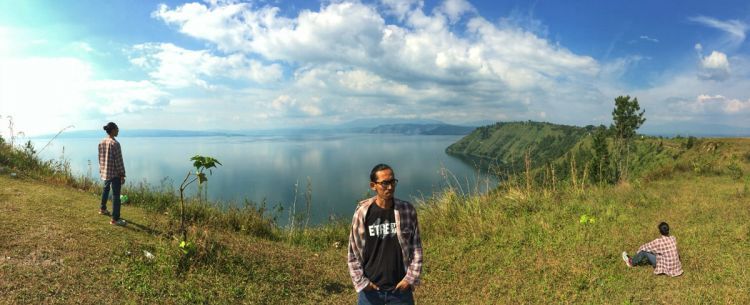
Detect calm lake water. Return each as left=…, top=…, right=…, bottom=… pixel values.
left=32, top=134, right=495, bottom=225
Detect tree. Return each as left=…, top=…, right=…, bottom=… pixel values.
left=590, top=125, right=610, bottom=184
left=610, top=95, right=646, bottom=182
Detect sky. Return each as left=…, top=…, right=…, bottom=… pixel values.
left=1, top=0, right=749, bottom=136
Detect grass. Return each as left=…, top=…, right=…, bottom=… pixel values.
left=1, top=137, right=749, bottom=303
left=417, top=174, right=750, bottom=304
left=0, top=175, right=355, bottom=304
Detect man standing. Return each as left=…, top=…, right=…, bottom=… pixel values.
left=98, top=122, right=127, bottom=226
left=622, top=222, right=683, bottom=276
left=348, top=164, right=423, bottom=305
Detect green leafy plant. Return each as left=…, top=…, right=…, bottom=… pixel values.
left=579, top=214, right=597, bottom=224
left=727, top=161, right=743, bottom=181
left=179, top=240, right=196, bottom=255
left=178, top=155, right=222, bottom=242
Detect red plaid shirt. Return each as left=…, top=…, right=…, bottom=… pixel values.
left=98, top=137, right=126, bottom=180
left=639, top=235, right=683, bottom=276
left=348, top=197, right=423, bottom=292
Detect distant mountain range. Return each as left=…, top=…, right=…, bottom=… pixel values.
left=35, top=119, right=479, bottom=138
left=369, top=123, right=474, bottom=135
left=35, top=120, right=747, bottom=139
left=33, top=129, right=244, bottom=139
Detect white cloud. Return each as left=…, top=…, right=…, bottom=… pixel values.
left=0, top=55, right=170, bottom=136
left=270, top=94, right=322, bottom=117
left=380, top=0, right=422, bottom=21
left=153, top=1, right=599, bottom=89
left=154, top=2, right=258, bottom=53
left=699, top=51, right=730, bottom=81
left=88, top=80, right=169, bottom=115
left=689, top=16, right=748, bottom=48
left=147, top=1, right=604, bottom=125
left=625, top=52, right=750, bottom=128
left=436, top=0, right=476, bottom=23
left=670, top=94, right=750, bottom=115
left=0, top=57, right=90, bottom=134
left=639, top=35, right=659, bottom=43
left=129, top=43, right=283, bottom=88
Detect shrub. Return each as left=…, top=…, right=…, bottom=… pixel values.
left=727, top=161, right=743, bottom=181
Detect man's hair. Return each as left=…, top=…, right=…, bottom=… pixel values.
left=103, top=122, right=119, bottom=135
left=658, top=222, right=670, bottom=236
left=370, top=163, right=392, bottom=182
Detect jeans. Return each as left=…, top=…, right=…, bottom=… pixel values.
left=357, top=288, right=414, bottom=305
left=101, top=177, right=122, bottom=220
left=632, top=251, right=656, bottom=267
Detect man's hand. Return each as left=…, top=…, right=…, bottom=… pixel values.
left=121, top=177, right=126, bottom=184
left=364, top=282, right=380, bottom=291
left=395, top=279, right=410, bottom=291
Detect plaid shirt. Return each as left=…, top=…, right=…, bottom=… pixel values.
left=98, top=137, right=126, bottom=180
left=348, top=196, right=423, bottom=292
left=639, top=235, right=683, bottom=276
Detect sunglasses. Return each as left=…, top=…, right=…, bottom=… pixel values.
left=373, top=179, right=399, bottom=187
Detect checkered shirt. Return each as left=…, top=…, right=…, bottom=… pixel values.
left=638, top=235, right=683, bottom=276
left=347, top=196, right=423, bottom=292
left=98, top=137, right=126, bottom=180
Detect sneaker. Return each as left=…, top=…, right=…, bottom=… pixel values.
left=99, top=209, right=110, bottom=216
left=110, top=219, right=127, bottom=226
left=622, top=251, right=632, bottom=267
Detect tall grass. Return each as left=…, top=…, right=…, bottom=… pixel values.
left=0, top=138, right=280, bottom=241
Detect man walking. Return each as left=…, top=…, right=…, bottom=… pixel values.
left=348, top=164, right=423, bottom=305
left=98, top=122, right=127, bottom=226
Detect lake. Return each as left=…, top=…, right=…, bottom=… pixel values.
left=32, top=133, right=496, bottom=225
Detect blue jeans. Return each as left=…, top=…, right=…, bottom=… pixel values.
left=357, top=289, right=414, bottom=305
left=101, top=177, right=122, bottom=220
left=632, top=251, right=656, bottom=267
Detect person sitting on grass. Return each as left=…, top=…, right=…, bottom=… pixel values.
left=622, top=222, right=683, bottom=276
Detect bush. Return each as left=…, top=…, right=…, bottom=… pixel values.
left=727, top=161, right=743, bottom=181
left=691, top=157, right=713, bottom=175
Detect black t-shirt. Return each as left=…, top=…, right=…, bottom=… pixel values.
left=362, top=202, right=406, bottom=290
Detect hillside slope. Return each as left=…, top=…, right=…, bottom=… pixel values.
left=1, top=138, right=749, bottom=304
left=0, top=176, right=355, bottom=304
left=446, top=121, right=592, bottom=170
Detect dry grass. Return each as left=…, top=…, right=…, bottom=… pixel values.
left=0, top=175, right=354, bottom=304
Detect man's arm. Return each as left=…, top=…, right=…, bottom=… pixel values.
left=403, top=208, right=423, bottom=286
left=638, top=238, right=661, bottom=253
left=347, top=209, right=370, bottom=292
left=114, top=142, right=126, bottom=178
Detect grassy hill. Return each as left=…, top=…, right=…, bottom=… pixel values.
left=445, top=121, right=592, bottom=172
left=1, top=135, right=750, bottom=304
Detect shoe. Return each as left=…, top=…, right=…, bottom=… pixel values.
left=99, top=209, right=110, bottom=216
left=622, top=251, right=632, bottom=267
left=110, top=219, right=127, bottom=226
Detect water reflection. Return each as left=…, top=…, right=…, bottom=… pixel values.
left=33, top=134, right=497, bottom=225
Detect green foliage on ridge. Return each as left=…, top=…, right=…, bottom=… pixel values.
left=445, top=121, right=593, bottom=172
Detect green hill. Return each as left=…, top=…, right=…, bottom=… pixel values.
left=445, top=121, right=593, bottom=171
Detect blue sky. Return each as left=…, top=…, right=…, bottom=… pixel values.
left=1, top=0, right=749, bottom=136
